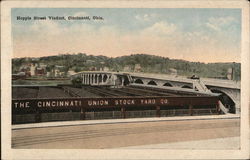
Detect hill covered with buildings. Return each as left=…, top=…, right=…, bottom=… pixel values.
left=12, top=53, right=241, bottom=80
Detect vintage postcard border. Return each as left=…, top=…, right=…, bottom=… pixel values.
left=1, top=0, right=249, bottom=159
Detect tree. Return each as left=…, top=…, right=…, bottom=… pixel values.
left=71, top=76, right=83, bottom=88
left=74, top=67, right=81, bottom=72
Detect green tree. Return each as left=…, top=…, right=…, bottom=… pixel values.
left=71, top=77, right=83, bottom=88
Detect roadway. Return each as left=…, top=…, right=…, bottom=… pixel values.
left=130, top=72, right=240, bottom=89
left=12, top=116, right=240, bottom=149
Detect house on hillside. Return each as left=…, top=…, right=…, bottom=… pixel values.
left=68, top=70, right=77, bottom=76
left=169, top=68, right=177, bottom=75
left=134, top=64, right=142, bottom=72
left=123, top=65, right=132, bottom=72
left=103, top=67, right=110, bottom=71
left=36, top=67, right=45, bottom=76
left=19, top=65, right=31, bottom=76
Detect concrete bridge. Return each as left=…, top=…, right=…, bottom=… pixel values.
left=71, top=71, right=132, bottom=86
left=72, top=71, right=241, bottom=114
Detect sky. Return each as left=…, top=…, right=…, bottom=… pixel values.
left=12, top=8, right=241, bottom=63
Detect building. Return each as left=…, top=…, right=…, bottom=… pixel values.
left=35, top=67, right=45, bottom=76
left=134, top=64, right=142, bottom=72
left=30, top=64, right=36, bottom=76
left=123, top=65, right=132, bottom=72
left=103, top=67, right=110, bottom=71
left=169, top=68, right=177, bottom=75
left=12, top=72, right=26, bottom=80
left=54, top=68, right=60, bottom=77
left=67, top=70, right=77, bottom=76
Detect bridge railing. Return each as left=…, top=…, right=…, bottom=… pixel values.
left=72, top=71, right=240, bottom=90
left=202, top=78, right=240, bottom=89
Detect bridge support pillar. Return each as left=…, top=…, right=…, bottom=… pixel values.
left=82, top=75, right=85, bottom=84
left=97, top=74, right=99, bottom=85
left=101, top=74, right=104, bottom=84
left=121, top=77, right=124, bottom=86
left=84, top=74, right=87, bottom=85
left=93, top=74, right=97, bottom=84
left=93, top=74, right=96, bottom=85
left=90, top=74, right=92, bottom=85
left=87, top=74, right=89, bottom=85
left=82, top=74, right=85, bottom=84
left=89, top=74, right=91, bottom=85
left=85, top=74, right=87, bottom=85
left=83, top=74, right=86, bottom=84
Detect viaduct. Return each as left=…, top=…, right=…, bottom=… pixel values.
left=72, top=71, right=241, bottom=114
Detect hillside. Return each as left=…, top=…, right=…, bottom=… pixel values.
left=12, top=53, right=241, bottom=80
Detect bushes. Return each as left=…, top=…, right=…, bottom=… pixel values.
left=71, top=76, right=82, bottom=88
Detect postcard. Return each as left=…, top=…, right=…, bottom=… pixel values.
left=1, top=0, right=249, bottom=159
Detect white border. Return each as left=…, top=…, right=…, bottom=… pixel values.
left=1, top=0, right=249, bottom=159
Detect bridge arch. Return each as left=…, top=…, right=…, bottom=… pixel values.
left=181, top=85, right=192, bottom=89
left=134, top=79, right=144, bottom=84
left=163, top=82, right=173, bottom=87
left=103, top=74, right=108, bottom=82
left=210, top=89, right=236, bottom=113
left=148, top=80, right=157, bottom=86
left=114, top=75, right=130, bottom=86
left=122, top=76, right=130, bottom=86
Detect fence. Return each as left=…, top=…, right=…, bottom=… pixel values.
left=85, top=111, right=122, bottom=120
left=126, top=110, right=156, bottom=118
left=12, top=108, right=218, bottom=124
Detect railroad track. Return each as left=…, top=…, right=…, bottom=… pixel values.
left=96, top=87, right=141, bottom=96
left=124, top=86, right=178, bottom=96
left=12, top=120, right=239, bottom=148
left=37, top=87, right=70, bottom=98
left=12, top=85, right=200, bottom=99
left=131, top=85, right=197, bottom=96
left=84, top=86, right=120, bottom=97
left=12, top=87, right=39, bottom=99
left=61, top=86, right=81, bottom=97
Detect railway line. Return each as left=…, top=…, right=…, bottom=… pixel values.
left=12, top=87, right=38, bottom=99
left=123, top=86, right=176, bottom=96
left=37, top=87, right=71, bottom=98
left=12, top=85, right=208, bottom=99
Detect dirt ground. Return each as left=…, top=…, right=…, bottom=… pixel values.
left=12, top=118, right=240, bottom=149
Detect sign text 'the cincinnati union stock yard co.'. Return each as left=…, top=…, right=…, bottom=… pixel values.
left=13, top=98, right=169, bottom=109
